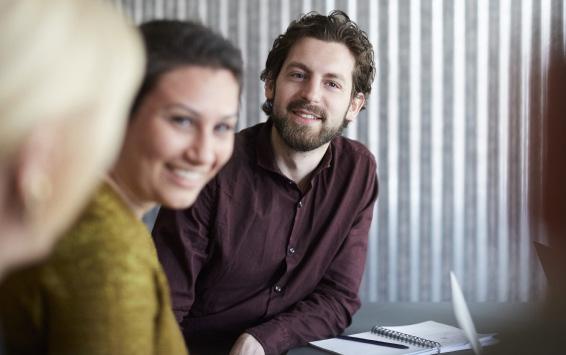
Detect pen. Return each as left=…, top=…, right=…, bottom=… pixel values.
left=336, top=335, right=409, bottom=349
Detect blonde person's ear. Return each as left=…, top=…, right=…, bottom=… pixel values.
left=20, top=168, right=52, bottom=223
left=15, top=127, right=56, bottom=224
left=0, top=126, right=59, bottom=275
left=345, top=92, right=365, bottom=123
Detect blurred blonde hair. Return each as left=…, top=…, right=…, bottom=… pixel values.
left=0, top=0, right=144, bottom=274
left=0, top=0, right=144, bottom=161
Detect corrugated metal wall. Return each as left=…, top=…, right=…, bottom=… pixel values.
left=115, top=0, right=563, bottom=302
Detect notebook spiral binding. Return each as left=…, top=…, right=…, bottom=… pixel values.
left=371, top=325, right=442, bottom=354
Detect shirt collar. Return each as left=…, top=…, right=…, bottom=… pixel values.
left=256, top=119, right=279, bottom=173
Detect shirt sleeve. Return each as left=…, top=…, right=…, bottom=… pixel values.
left=246, top=166, right=379, bottom=355
left=152, top=177, right=218, bottom=326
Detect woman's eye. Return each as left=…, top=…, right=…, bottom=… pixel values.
left=215, top=123, right=235, bottom=133
left=170, top=115, right=194, bottom=127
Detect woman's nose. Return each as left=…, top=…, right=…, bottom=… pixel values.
left=184, top=130, right=214, bottom=165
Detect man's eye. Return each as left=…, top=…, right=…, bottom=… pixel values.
left=290, top=72, right=305, bottom=79
left=326, top=81, right=341, bottom=89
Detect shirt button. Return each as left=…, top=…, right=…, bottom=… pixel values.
left=274, top=285, right=283, bottom=293
left=298, top=201, right=303, bottom=208
left=287, top=247, right=296, bottom=256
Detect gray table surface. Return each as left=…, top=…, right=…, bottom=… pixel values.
left=287, top=302, right=538, bottom=354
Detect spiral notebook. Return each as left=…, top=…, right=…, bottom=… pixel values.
left=309, top=320, right=498, bottom=355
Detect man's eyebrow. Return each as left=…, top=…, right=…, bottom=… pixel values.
left=284, top=61, right=346, bottom=82
left=285, top=61, right=312, bottom=73
left=325, top=72, right=346, bottom=82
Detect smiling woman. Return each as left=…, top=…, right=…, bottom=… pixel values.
left=110, top=20, right=243, bottom=216
left=111, top=65, right=239, bottom=215
left=0, top=20, right=242, bottom=355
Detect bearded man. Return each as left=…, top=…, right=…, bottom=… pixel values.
left=152, top=10, right=378, bottom=355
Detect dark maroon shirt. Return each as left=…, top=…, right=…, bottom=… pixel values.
left=152, top=119, right=378, bottom=355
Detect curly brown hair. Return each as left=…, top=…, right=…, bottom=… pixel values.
left=260, top=10, right=375, bottom=115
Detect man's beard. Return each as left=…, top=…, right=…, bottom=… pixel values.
left=271, top=99, right=348, bottom=152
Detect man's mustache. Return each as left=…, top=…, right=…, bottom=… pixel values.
left=287, top=100, right=327, bottom=120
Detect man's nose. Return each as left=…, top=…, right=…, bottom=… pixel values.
left=299, top=79, right=322, bottom=103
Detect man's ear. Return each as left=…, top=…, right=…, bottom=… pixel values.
left=264, top=79, right=275, bottom=100
left=345, top=93, right=366, bottom=123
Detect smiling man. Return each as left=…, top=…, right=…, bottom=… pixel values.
left=152, top=10, right=378, bottom=355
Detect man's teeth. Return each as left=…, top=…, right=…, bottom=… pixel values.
left=297, top=112, right=319, bottom=120
left=172, top=169, right=203, bottom=181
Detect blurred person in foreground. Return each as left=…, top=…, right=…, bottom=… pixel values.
left=484, top=49, right=566, bottom=355
left=0, top=0, right=143, bottom=283
left=0, top=18, right=243, bottom=355
left=539, top=55, right=566, bottom=332
left=153, top=10, right=378, bottom=355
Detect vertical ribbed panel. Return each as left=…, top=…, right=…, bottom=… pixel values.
left=497, top=0, right=511, bottom=302
left=519, top=0, right=533, bottom=302
left=475, top=0, right=489, bottom=302
left=431, top=0, right=443, bottom=302
left=362, top=0, right=379, bottom=303
left=452, top=0, right=466, bottom=296
left=237, top=0, right=248, bottom=131
left=409, top=0, right=422, bottom=303
left=116, top=0, right=556, bottom=302
left=387, top=0, right=399, bottom=302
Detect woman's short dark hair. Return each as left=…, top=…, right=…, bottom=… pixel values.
left=131, top=20, right=243, bottom=115
left=260, top=10, right=375, bottom=115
